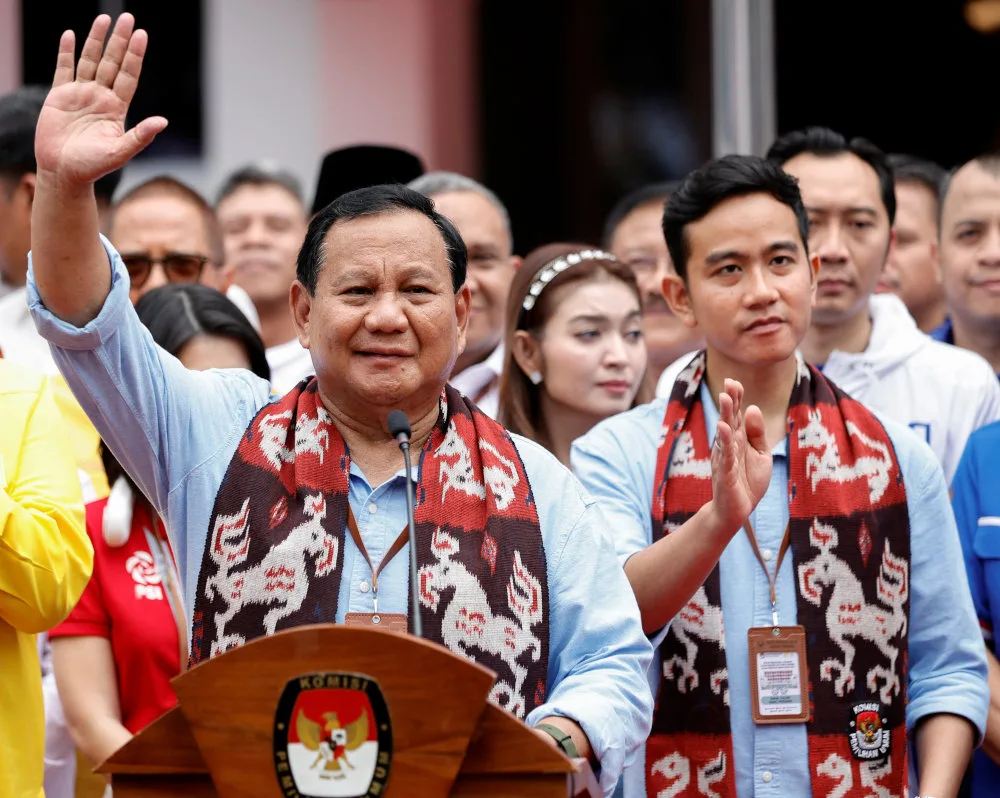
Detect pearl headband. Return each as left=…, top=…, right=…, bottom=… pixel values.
left=520, top=249, right=617, bottom=313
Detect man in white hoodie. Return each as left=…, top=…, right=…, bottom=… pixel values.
left=765, top=126, right=1000, bottom=484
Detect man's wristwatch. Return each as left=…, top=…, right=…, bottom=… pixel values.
left=535, top=722, right=580, bottom=759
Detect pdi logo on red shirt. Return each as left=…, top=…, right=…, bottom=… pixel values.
left=126, top=551, right=164, bottom=600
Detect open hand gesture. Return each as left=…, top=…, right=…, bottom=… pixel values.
left=709, top=379, right=772, bottom=537
left=35, top=14, right=167, bottom=186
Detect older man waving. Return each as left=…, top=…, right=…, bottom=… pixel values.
left=27, top=14, right=773, bottom=793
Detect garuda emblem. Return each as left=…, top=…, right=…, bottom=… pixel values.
left=273, top=672, right=393, bottom=798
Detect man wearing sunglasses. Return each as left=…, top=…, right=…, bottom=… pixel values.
left=108, top=176, right=260, bottom=328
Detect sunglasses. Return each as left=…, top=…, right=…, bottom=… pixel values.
left=121, top=253, right=210, bottom=289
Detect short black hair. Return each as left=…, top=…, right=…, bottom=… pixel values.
left=888, top=154, right=945, bottom=197
left=662, top=154, right=810, bottom=281
left=767, top=126, right=896, bottom=225
left=215, top=163, right=305, bottom=208
left=297, top=183, right=467, bottom=294
left=602, top=181, right=681, bottom=249
left=0, top=86, right=47, bottom=184
left=939, top=154, right=1000, bottom=227
left=887, top=154, right=945, bottom=231
left=134, top=283, right=270, bottom=381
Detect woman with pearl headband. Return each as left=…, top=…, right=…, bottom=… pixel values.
left=498, top=243, right=652, bottom=466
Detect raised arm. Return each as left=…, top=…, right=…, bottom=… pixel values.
left=621, top=381, right=771, bottom=632
left=32, top=13, right=166, bottom=326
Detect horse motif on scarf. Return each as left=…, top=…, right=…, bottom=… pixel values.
left=646, top=351, right=911, bottom=798
left=190, top=381, right=550, bottom=719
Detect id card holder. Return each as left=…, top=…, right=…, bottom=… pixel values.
left=343, top=612, right=408, bottom=634
left=747, top=625, right=810, bottom=724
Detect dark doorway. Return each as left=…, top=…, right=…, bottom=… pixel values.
left=21, top=0, right=204, bottom=159
left=775, top=0, right=1000, bottom=168
left=478, top=0, right=712, bottom=254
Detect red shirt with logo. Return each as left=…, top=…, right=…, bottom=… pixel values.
left=50, top=498, right=181, bottom=734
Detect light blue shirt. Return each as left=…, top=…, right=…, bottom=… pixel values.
left=27, top=239, right=654, bottom=795
left=573, top=385, right=988, bottom=798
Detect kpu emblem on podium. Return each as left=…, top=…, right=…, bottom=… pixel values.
left=273, top=671, right=393, bottom=798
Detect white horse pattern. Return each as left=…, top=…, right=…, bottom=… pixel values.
left=662, top=585, right=728, bottom=705
left=649, top=750, right=727, bottom=798
left=204, top=493, right=339, bottom=657
left=798, top=411, right=892, bottom=504
left=418, top=528, right=543, bottom=717
left=797, top=520, right=908, bottom=702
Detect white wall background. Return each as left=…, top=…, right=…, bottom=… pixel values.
left=120, top=0, right=322, bottom=200
left=0, top=0, right=478, bottom=205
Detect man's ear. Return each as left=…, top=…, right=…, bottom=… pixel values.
left=290, top=280, right=313, bottom=349
left=663, top=273, right=697, bottom=328
left=20, top=172, right=36, bottom=206
left=455, top=283, right=471, bottom=355
left=511, top=330, right=542, bottom=378
left=810, top=254, right=820, bottom=306
left=215, top=262, right=235, bottom=293
left=929, top=239, right=942, bottom=284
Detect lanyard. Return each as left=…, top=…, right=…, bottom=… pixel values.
left=141, top=513, right=189, bottom=670
left=743, top=519, right=791, bottom=627
left=346, top=508, right=410, bottom=616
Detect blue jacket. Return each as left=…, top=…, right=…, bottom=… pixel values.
left=953, top=420, right=1000, bottom=797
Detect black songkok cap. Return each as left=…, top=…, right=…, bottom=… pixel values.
left=310, top=145, right=425, bottom=216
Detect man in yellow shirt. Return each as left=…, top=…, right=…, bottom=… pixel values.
left=0, top=359, right=92, bottom=798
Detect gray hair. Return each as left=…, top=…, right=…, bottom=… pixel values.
left=408, top=171, right=513, bottom=251
left=215, top=162, right=305, bottom=208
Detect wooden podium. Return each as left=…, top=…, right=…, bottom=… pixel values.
left=98, top=625, right=601, bottom=797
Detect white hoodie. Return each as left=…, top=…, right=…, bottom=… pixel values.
left=655, top=294, right=1000, bottom=485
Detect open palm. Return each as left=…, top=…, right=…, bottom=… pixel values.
left=35, top=14, right=166, bottom=185
left=710, top=379, right=772, bottom=534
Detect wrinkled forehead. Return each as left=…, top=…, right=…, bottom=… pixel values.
left=942, top=163, right=1000, bottom=222
left=429, top=190, right=511, bottom=252
left=110, top=195, right=213, bottom=254
left=320, top=209, right=451, bottom=280
left=217, top=182, right=306, bottom=220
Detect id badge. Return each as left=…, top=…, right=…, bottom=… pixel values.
left=747, top=625, right=810, bottom=724
left=343, top=612, right=408, bottom=634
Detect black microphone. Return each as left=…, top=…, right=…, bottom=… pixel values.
left=387, top=410, right=422, bottom=638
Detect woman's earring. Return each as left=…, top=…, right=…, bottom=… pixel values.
left=529, top=371, right=543, bottom=385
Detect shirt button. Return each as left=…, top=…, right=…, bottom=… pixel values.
left=761, top=770, right=773, bottom=783
left=368, top=503, right=377, bottom=514
left=359, top=581, right=370, bottom=593
left=761, top=548, right=773, bottom=562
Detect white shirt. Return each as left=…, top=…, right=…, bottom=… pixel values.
left=449, top=343, right=504, bottom=419
left=820, top=294, right=1000, bottom=485
left=0, top=287, right=59, bottom=373
left=266, top=338, right=315, bottom=395
left=226, top=284, right=261, bottom=333
left=38, top=634, right=76, bottom=798
left=0, top=285, right=262, bottom=370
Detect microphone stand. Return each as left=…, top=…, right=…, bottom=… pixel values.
left=398, top=437, right=422, bottom=639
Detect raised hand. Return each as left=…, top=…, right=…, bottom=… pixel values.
left=35, top=14, right=167, bottom=186
left=709, top=378, right=772, bottom=536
